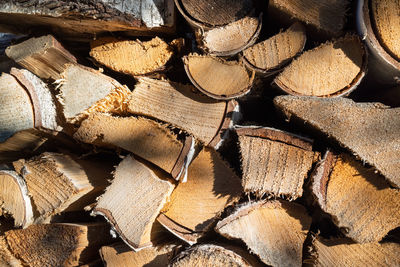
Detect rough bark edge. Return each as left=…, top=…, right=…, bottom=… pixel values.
left=157, top=213, right=200, bottom=245
left=170, top=135, right=195, bottom=182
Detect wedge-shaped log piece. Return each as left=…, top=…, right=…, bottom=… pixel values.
left=100, top=242, right=174, bottom=267
left=128, top=77, right=240, bottom=147
left=310, top=237, right=400, bottom=267
left=170, top=244, right=261, bottom=267
left=4, top=223, right=112, bottom=267
left=237, top=126, right=317, bottom=199
left=0, top=235, right=22, bottom=267
left=274, top=96, right=400, bottom=187
left=274, top=35, right=366, bottom=97
left=243, top=22, right=306, bottom=75
left=216, top=200, right=311, bottom=267
left=94, top=155, right=174, bottom=251
left=184, top=54, right=255, bottom=100
left=158, top=148, right=242, bottom=244
left=201, top=15, right=262, bottom=56
left=0, top=0, right=175, bottom=39
left=268, top=0, right=349, bottom=37
left=74, top=113, right=194, bottom=181
left=90, top=37, right=174, bottom=76
left=311, top=152, right=400, bottom=243
left=11, top=152, right=113, bottom=225
left=6, top=35, right=77, bottom=80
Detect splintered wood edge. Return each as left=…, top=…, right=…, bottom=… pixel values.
left=357, top=0, right=400, bottom=71
left=170, top=135, right=195, bottom=182
left=235, top=125, right=313, bottom=150
left=273, top=36, right=369, bottom=97
left=183, top=55, right=255, bottom=100
left=310, top=151, right=337, bottom=210
left=208, top=100, right=241, bottom=149
left=203, top=14, right=263, bottom=57
left=157, top=213, right=200, bottom=245
left=0, top=170, right=34, bottom=228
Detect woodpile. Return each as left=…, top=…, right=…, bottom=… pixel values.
left=0, top=0, right=399, bottom=266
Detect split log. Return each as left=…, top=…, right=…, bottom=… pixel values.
left=268, top=0, right=350, bottom=38
left=273, top=35, right=367, bottom=97
left=170, top=244, right=261, bottom=267
left=4, top=223, right=112, bottom=266
left=308, top=237, right=400, bottom=267
left=242, top=22, right=306, bottom=75
left=100, top=242, right=174, bottom=267
left=127, top=77, right=240, bottom=148
left=93, top=155, right=174, bottom=251
left=199, top=15, right=262, bottom=56
left=311, top=152, right=400, bottom=243
left=183, top=54, right=255, bottom=100
left=215, top=200, right=311, bottom=267
left=90, top=37, right=174, bottom=76
left=236, top=126, right=318, bottom=199
left=74, top=113, right=195, bottom=181
left=0, top=235, right=22, bottom=267
left=0, top=0, right=175, bottom=40
left=158, top=148, right=242, bottom=244
left=274, top=95, right=400, bottom=188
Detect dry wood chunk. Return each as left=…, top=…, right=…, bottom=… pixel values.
left=311, top=152, right=400, bottom=243
left=100, top=242, right=173, bottom=267
left=94, top=155, right=174, bottom=251
left=0, top=235, right=22, bottom=267
left=184, top=54, right=254, bottom=99
left=4, top=223, right=112, bottom=267
left=237, top=126, right=316, bottom=199
left=215, top=200, right=311, bottom=267
left=90, top=37, right=173, bottom=76
left=74, top=113, right=194, bottom=180
left=310, top=237, right=400, bottom=267
left=5, top=35, right=77, bottom=80
left=268, top=0, right=349, bottom=37
left=201, top=16, right=262, bottom=56
left=274, top=96, right=400, bottom=187
left=371, top=0, right=400, bottom=62
left=158, top=148, right=242, bottom=244
left=12, top=152, right=112, bottom=225
left=274, top=35, right=366, bottom=97
left=127, top=77, right=239, bottom=147
left=243, top=22, right=306, bottom=74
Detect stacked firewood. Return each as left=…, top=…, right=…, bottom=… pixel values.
left=0, top=0, right=399, bottom=266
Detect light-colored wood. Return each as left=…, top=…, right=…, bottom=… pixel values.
left=310, top=237, right=400, bottom=267
left=90, top=37, right=174, bottom=76
left=100, top=242, right=172, bottom=267
left=311, top=152, right=400, bottom=243
left=158, top=148, right=242, bottom=244
left=74, top=113, right=194, bottom=180
left=0, top=235, right=22, bottom=267
left=274, top=35, right=366, bottom=97
left=243, top=22, right=306, bottom=74
left=11, top=152, right=112, bottom=225
left=127, top=77, right=235, bottom=146
left=268, top=0, right=349, bottom=37
left=274, top=95, right=400, bottom=188
left=4, top=223, right=112, bottom=267
left=0, top=73, right=34, bottom=143
left=201, top=15, right=262, bottom=56
left=183, top=54, right=255, bottom=100
left=94, top=155, right=174, bottom=251
left=215, top=200, right=311, bottom=267
left=237, top=126, right=317, bottom=199
left=371, top=0, right=400, bottom=61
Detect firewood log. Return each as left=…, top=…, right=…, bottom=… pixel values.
left=127, top=77, right=240, bottom=148
left=74, top=113, right=195, bottom=181
left=311, top=151, right=400, bottom=243
left=183, top=54, right=255, bottom=100
left=236, top=126, right=318, bottom=199
left=273, top=35, right=367, bottom=97
left=215, top=200, right=311, bottom=267
left=0, top=235, right=22, bottom=267
left=274, top=95, right=400, bottom=188
left=158, top=148, right=242, bottom=244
